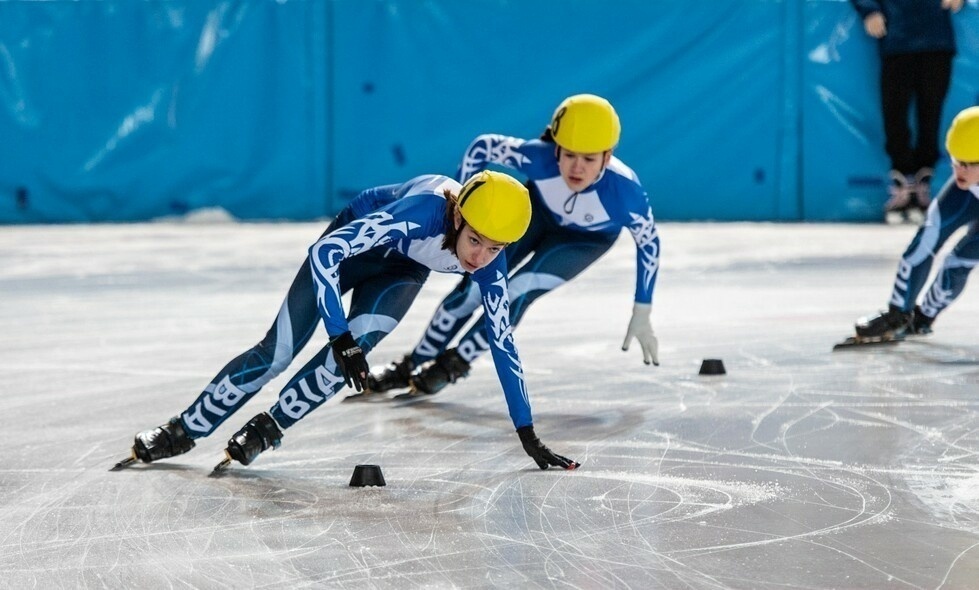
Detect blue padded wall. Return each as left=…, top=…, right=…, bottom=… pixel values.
left=0, top=1, right=328, bottom=222
left=1, top=0, right=977, bottom=223
left=802, top=0, right=979, bottom=221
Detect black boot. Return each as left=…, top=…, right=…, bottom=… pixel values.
left=225, top=413, right=283, bottom=466
left=855, top=306, right=913, bottom=339
left=133, top=417, right=196, bottom=463
left=410, top=348, right=471, bottom=395
left=908, top=306, right=934, bottom=336
left=367, top=354, right=415, bottom=393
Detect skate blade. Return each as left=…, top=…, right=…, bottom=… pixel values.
left=343, top=391, right=369, bottom=403
left=109, top=451, right=137, bottom=471
left=393, top=385, right=438, bottom=402
left=833, top=335, right=903, bottom=351
left=343, top=390, right=390, bottom=403
left=210, top=452, right=232, bottom=476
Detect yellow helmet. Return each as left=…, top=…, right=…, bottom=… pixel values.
left=549, top=94, right=621, bottom=153
left=457, top=170, right=531, bottom=243
left=946, top=106, right=979, bottom=163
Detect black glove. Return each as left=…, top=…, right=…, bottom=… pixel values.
left=516, top=426, right=580, bottom=470
left=330, top=331, right=370, bottom=392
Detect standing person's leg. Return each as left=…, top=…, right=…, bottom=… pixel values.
left=411, top=230, right=618, bottom=394
left=910, top=51, right=954, bottom=211
left=881, top=54, right=917, bottom=221
left=881, top=54, right=916, bottom=173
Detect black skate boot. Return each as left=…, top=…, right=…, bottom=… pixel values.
left=213, top=412, right=283, bottom=472
left=133, top=417, right=196, bottom=462
left=906, top=306, right=934, bottom=336
left=855, top=305, right=913, bottom=340
left=408, top=348, right=471, bottom=396
left=366, top=354, right=415, bottom=393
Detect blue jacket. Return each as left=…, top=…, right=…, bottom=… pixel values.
left=850, top=0, right=956, bottom=56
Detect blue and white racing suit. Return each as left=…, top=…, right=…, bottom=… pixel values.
left=410, top=134, right=660, bottom=365
left=888, top=179, right=979, bottom=321
left=178, top=174, right=534, bottom=436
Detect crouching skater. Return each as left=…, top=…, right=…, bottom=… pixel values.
left=114, top=170, right=579, bottom=473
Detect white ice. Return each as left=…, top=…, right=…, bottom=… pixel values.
left=2, top=221, right=978, bottom=589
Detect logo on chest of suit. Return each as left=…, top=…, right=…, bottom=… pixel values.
left=564, top=192, right=594, bottom=223
left=544, top=179, right=610, bottom=227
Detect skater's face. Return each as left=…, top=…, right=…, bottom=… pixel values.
left=556, top=147, right=611, bottom=193
left=453, top=209, right=507, bottom=273
left=951, top=158, right=979, bottom=189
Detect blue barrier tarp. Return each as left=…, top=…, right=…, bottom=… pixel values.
left=1, top=0, right=977, bottom=223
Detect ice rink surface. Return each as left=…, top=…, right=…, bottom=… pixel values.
left=2, top=221, right=979, bottom=589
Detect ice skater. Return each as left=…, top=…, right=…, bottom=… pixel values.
left=841, top=106, right=979, bottom=347
left=114, top=170, right=579, bottom=472
left=366, top=94, right=660, bottom=397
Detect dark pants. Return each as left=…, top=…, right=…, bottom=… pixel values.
left=880, top=51, right=954, bottom=174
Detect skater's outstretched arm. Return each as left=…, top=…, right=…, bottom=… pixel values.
left=473, top=259, right=580, bottom=471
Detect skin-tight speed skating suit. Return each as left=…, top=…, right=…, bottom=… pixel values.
left=177, top=174, right=535, bottom=437
left=409, top=134, right=659, bottom=366
left=887, top=179, right=979, bottom=322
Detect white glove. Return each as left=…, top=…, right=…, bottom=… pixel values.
left=621, top=303, right=659, bottom=366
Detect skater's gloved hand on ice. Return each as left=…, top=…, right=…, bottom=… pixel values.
left=862, top=12, right=886, bottom=38
left=331, top=331, right=370, bottom=391
left=621, top=303, right=659, bottom=366
left=517, top=426, right=580, bottom=470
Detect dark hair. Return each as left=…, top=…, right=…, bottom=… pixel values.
left=441, top=188, right=462, bottom=253
left=541, top=126, right=564, bottom=160
left=539, top=126, right=556, bottom=144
